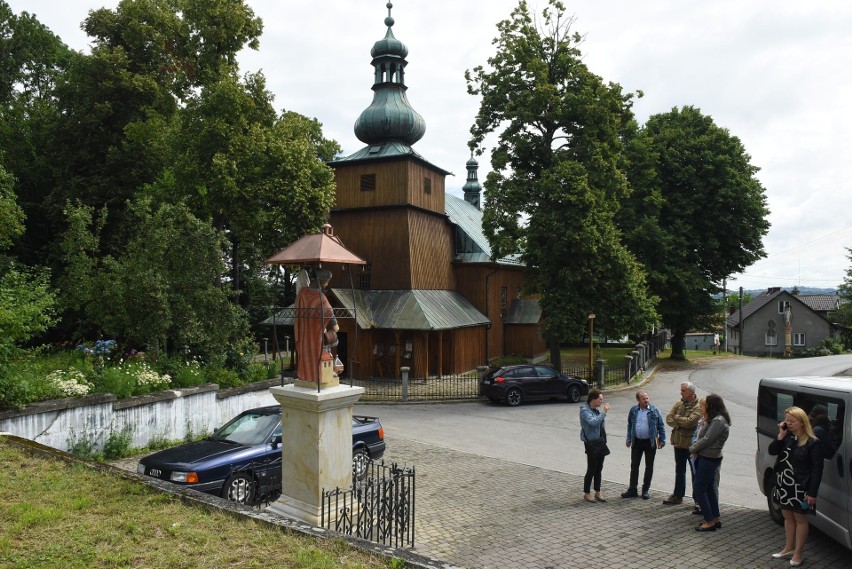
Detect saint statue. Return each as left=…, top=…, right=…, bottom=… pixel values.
left=294, top=268, right=339, bottom=382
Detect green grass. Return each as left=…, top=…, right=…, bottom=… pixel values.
left=0, top=439, right=401, bottom=569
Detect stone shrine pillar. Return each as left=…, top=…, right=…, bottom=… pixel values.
left=267, top=383, right=365, bottom=525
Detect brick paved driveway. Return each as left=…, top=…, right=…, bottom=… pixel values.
left=385, top=437, right=849, bottom=569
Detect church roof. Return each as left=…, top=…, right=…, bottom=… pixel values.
left=332, top=288, right=489, bottom=330
left=445, top=194, right=524, bottom=266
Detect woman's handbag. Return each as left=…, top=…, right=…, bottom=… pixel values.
left=585, top=437, right=611, bottom=457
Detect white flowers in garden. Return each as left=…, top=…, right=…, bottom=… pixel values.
left=48, top=369, right=92, bottom=397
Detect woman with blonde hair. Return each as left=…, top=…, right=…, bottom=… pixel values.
left=768, top=406, right=824, bottom=566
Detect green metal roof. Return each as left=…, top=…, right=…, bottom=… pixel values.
left=332, top=288, right=489, bottom=330
left=261, top=289, right=490, bottom=331
left=445, top=194, right=523, bottom=266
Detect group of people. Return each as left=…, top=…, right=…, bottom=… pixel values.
left=579, top=382, right=825, bottom=566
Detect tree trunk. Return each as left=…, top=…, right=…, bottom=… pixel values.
left=670, top=328, right=687, bottom=360
left=549, top=337, right=561, bottom=370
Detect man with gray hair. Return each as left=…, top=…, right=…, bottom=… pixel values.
left=663, top=381, right=701, bottom=505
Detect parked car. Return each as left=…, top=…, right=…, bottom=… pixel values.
left=137, top=405, right=385, bottom=505
left=480, top=364, right=589, bottom=406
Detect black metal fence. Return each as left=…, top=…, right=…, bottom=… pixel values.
left=321, top=461, right=416, bottom=549
left=351, top=372, right=480, bottom=401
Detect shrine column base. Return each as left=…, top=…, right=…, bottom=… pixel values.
left=267, top=383, right=365, bottom=526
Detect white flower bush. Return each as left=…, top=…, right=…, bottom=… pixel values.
left=47, top=369, right=92, bottom=397
left=133, top=362, right=172, bottom=391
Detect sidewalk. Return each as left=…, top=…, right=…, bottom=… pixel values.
left=387, top=437, right=849, bottom=569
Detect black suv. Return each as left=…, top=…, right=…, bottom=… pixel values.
left=480, top=364, right=589, bottom=407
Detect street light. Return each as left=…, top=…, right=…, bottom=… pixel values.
left=588, top=313, right=596, bottom=375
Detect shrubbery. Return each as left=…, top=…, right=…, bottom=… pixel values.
left=0, top=340, right=279, bottom=410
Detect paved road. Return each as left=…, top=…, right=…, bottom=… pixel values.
left=356, top=355, right=852, bottom=568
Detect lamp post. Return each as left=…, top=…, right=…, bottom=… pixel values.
left=588, top=313, right=596, bottom=375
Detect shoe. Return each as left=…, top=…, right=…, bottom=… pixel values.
left=662, top=495, right=682, bottom=505
left=771, top=551, right=794, bottom=559
left=695, top=523, right=717, bottom=532
left=641, top=490, right=650, bottom=500
left=583, top=493, right=596, bottom=503
left=621, top=489, right=639, bottom=498
left=789, top=559, right=802, bottom=567
left=692, top=508, right=704, bottom=515
left=595, top=493, right=606, bottom=503
left=714, top=520, right=722, bottom=529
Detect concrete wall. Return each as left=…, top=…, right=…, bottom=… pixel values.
left=0, top=380, right=281, bottom=453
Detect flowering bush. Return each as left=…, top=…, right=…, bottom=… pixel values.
left=47, top=369, right=92, bottom=397
left=134, top=362, right=172, bottom=391
left=100, top=361, right=172, bottom=398
left=76, top=339, right=117, bottom=358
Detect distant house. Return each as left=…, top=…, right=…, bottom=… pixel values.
left=795, top=292, right=844, bottom=320
left=685, top=332, right=718, bottom=351
left=726, top=288, right=839, bottom=356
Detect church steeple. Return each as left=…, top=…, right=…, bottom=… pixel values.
left=462, top=151, right=482, bottom=210
left=353, top=2, right=426, bottom=147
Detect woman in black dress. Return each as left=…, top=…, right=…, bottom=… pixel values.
left=768, top=406, right=824, bottom=566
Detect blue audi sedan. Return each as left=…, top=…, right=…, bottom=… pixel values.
left=137, top=405, right=385, bottom=505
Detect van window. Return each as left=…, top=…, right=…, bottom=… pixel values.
left=756, top=385, right=845, bottom=459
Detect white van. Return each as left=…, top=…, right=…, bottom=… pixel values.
left=755, top=377, right=851, bottom=550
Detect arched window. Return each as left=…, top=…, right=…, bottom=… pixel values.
left=765, top=320, right=777, bottom=346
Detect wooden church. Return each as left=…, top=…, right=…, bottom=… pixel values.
left=305, top=5, right=545, bottom=379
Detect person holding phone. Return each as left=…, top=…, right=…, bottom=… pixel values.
left=768, top=406, right=824, bottom=566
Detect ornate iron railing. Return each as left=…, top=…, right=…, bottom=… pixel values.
left=321, top=461, right=415, bottom=548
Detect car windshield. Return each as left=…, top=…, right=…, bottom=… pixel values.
left=212, top=411, right=280, bottom=445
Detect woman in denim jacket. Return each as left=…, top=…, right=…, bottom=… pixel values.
left=580, top=389, right=610, bottom=503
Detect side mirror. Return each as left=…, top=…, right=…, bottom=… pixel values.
left=272, top=435, right=282, bottom=447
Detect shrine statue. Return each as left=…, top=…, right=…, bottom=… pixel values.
left=294, top=268, right=339, bottom=382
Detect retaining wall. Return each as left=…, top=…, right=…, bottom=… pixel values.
left=0, top=380, right=281, bottom=452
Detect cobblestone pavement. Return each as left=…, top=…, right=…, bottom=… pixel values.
left=381, top=437, right=849, bottom=569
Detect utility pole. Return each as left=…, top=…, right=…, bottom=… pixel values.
left=738, top=287, right=744, bottom=355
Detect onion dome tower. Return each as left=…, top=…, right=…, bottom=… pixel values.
left=353, top=2, right=426, bottom=147
left=462, top=151, right=482, bottom=210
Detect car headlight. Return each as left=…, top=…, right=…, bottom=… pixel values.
left=170, top=471, right=199, bottom=483
left=136, top=463, right=146, bottom=475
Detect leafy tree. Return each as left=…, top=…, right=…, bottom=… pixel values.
left=834, top=248, right=852, bottom=349
left=164, top=73, right=339, bottom=306
left=621, top=106, right=769, bottom=359
left=0, top=164, right=56, bottom=371
left=59, top=199, right=250, bottom=359
left=0, top=2, right=74, bottom=265
left=466, top=0, right=657, bottom=366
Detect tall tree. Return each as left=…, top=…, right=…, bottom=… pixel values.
left=621, top=106, right=769, bottom=359
left=0, top=2, right=74, bottom=266
left=163, top=73, right=338, bottom=307
left=834, top=248, right=852, bottom=349
left=466, top=0, right=657, bottom=366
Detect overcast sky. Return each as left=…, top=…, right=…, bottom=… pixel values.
left=10, top=0, right=852, bottom=292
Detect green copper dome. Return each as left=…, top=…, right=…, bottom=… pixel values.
left=354, top=2, right=425, bottom=146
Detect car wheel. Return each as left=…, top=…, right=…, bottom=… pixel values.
left=506, top=388, right=523, bottom=407
left=353, top=447, right=371, bottom=481
left=567, top=385, right=581, bottom=403
left=765, top=476, right=784, bottom=526
left=224, top=473, right=256, bottom=505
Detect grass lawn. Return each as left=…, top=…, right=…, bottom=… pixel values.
left=0, top=438, right=400, bottom=569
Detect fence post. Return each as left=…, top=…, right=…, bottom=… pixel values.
left=632, top=349, right=641, bottom=372
left=477, top=366, right=488, bottom=397
left=624, top=355, right=633, bottom=384
left=400, top=367, right=410, bottom=402
left=596, top=358, right=606, bottom=389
